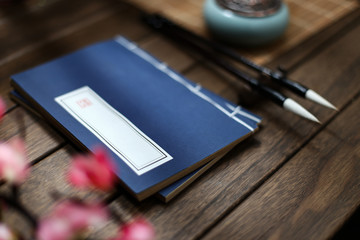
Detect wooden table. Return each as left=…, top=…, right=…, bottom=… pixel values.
left=1, top=0, right=360, bottom=239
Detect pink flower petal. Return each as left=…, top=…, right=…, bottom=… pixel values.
left=67, top=147, right=117, bottom=191
left=0, top=138, right=29, bottom=184
left=112, top=218, right=155, bottom=240
left=37, top=200, right=109, bottom=240
left=54, top=200, right=109, bottom=230
left=0, top=223, right=14, bottom=240
left=37, top=217, right=72, bottom=240
left=67, top=156, right=92, bottom=188
left=0, top=97, right=5, bottom=121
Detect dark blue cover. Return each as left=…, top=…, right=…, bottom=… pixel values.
left=11, top=36, right=260, bottom=200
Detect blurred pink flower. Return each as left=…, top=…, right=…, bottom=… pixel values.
left=0, top=97, right=5, bottom=121
left=0, top=223, right=15, bottom=240
left=111, top=218, right=155, bottom=240
left=37, top=200, right=109, bottom=240
left=68, top=147, right=117, bottom=191
left=0, top=138, right=29, bottom=185
left=36, top=217, right=71, bottom=240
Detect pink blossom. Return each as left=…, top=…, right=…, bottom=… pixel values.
left=0, top=138, right=29, bottom=185
left=0, top=97, right=5, bottom=121
left=36, top=217, right=71, bottom=240
left=37, top=200, right=109, bottom=240
left=0, top=223, right=15, bottom=240
left=68, top=147, right=117, bottom=191
left=111, top=218, right=155, bottom=240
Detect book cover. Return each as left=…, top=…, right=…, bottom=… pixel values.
left=11, top=36, right=260, bottom=201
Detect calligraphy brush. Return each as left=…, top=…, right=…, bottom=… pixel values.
left=144, top=14, right=320, bottom=123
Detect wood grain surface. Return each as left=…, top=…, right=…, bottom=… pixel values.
left=0, top=0, right=359, bottom=239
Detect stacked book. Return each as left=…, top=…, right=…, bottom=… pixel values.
left=10, top=36, right=261, bottom=202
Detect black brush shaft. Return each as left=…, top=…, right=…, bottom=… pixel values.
left=144, top=14, right=287, bottom=106
left=145, top=14, right=308, bottom=97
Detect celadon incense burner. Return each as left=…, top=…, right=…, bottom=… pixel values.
left=203, top=0, right=289, bottom=46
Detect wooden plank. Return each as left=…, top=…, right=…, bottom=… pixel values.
left=267, top=8, right=360, bottom=70
left=139, top=35, right=196, bottom=72
left=0, top=0, right=59, bottom=19
left=0, top=79, right=14, bottom=109
left=0, top=108, right=34, bottom=140
left=0, top=0, right=118, bottom=62
left=203, top=95, right=360, bottom=240
left=105, top=12, right=360, bottom=240
left=185, top=63, right=234, bottom=95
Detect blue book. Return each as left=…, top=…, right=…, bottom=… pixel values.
left=10, top=89, right=260, bottom=202
left=11, top=36, right=261, bottom=201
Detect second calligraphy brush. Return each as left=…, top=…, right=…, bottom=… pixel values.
left=144, top=14, right=320, bottom=123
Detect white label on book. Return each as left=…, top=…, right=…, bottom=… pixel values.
left=55, top=86, right=173, bottom=175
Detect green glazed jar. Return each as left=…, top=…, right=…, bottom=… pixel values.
left=203, top=0, right=289, bottom=46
